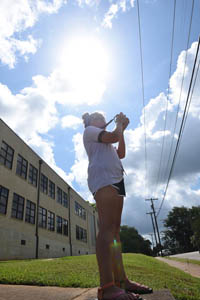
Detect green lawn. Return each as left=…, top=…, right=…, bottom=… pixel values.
left=0, top=253, right=200, bottom=300
left=166, top=256, right=200, bottom=266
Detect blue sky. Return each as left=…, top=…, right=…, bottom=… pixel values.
left=0, top=0, right=200, bottom=240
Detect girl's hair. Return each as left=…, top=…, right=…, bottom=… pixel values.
left=82, top=112, right=105, bottom=128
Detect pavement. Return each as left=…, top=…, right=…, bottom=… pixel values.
left=157, top=256, right=200, bottom=278
left=169, top=251, right=200, bottom=261
left=0, top=285, right=175, bottom=300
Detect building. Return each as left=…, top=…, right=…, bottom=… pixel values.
left=0, top=118, right=98, bottom=260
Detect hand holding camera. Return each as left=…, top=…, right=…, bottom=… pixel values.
left=115, top=112, right=130, bottom=131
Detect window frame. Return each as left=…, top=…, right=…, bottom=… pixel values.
left=28, top=164, right=38, bottom=187
left=56, top=215, right=63, bottom=234
left=49, top=180, right=55, bottom=199
left=16, top=154, right=28, bottom=179
left=40, top=173, right=48, bottom=194
left=0, top=141, right=14, bottom=169
left=48, top=211, right=55, bottom=231
left=57, top=187, right=63, bottom=204
left=25, top=200, right=36, bottom=224
left=39, top=206, right=47, bottom=228
left=11, top=193, right=24, bottom=220
left=0, top=185, right=9, bottom=215
left=63, top=192, right=68, bottom=208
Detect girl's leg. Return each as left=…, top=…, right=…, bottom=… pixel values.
left=110, top=195, right=127, bottom=284
left=112, top=232, right=127, bottom=285
left=95, top=185, right=122, bottom=286
left=95, top=187, right=139, bottom=300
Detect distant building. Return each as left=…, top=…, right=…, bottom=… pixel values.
left=0, top=118, right=98, bottom=260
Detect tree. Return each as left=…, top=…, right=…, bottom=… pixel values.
left=191, top=211, right=200, bottom=251
left=119, top=225, right=152, bottom=256
left=162, top=206, right=200, bottom=254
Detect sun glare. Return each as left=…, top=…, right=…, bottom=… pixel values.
left=58, top=36, right=110, bottom=104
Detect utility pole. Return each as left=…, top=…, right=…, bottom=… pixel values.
left=146, top=198, right=163, bottom=256
left=150, top=233, right=154, bottom=249
left=146, top=212, right=158, bottom=248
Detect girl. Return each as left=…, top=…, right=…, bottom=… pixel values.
left=82, top=112, right=152, bottom=300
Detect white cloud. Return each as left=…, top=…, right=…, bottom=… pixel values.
left=61, top=115, right=82, bottom=129
left=102, top=0, right=135, bottom=28
left=0, top=0, right=67, bottom=68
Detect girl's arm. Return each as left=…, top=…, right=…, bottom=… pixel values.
left=116, top=117, right=129, bottom=159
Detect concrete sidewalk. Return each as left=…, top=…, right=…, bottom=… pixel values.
left=0, top=284, right=175, bottom=300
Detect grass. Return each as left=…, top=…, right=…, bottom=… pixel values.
left=166, top=257, right=200, bottom=266
left=0, top=253, right=200, bottom=300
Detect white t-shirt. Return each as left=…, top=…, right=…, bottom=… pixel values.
left=83, top=125, right=124, bottom=194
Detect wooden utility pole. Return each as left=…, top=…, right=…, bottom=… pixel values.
left=146, top=198, right=163, bottom=256
left=146, top=212, right=158, bottom=248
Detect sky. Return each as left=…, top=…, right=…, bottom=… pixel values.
left=0, top=0, right=200, bottom=244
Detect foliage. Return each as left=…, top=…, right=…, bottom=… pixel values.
left=0, top=254, right=200, bottom=299
left=162, top=206, right=200, bottom=254
left=120, top=225, right=152, bottom=255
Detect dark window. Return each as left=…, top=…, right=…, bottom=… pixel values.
left=16, top=154, right=28, bottom=179
left=57, top=216, right=62, bottom=234
left=49, top=180, right=55, bottom=199
left=40, top=173, right=48, bottom=194
left=25, top=200, right=35, bottom=224
left=11, top=193, right=24, bottom=220
left=57, top=187, right=62, bottom=204
left=76, top=225, right=87, bottom=243
left=0, top=141, right=14, bottom=169
left=46, top=244, right=50, bottom=249
left=21, top=240, right=26, bottom=245
left=39, top=207, right=47, bottom=228
left=75, top=201, right=86, bottom=220
left=63, top=192, right=68, bottom=208
left=48, top=211, right=55, bottom=231
left=63, top=219, right=68, bottom=236
left=0, top=185, right=9, bottom=215
left=28, top=164, right=38, bottom=187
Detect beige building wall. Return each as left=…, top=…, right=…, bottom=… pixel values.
left=0, top=119, right=98, bottom=260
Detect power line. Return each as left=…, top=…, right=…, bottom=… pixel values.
left=136, top=0, right=148, bottom=197
left=161, top=0, right=195, bottom=191
left=154, top=0, right=177, bottom=197
left=157, top=36, right=200, bottom=217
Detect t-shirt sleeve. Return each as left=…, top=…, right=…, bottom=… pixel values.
left=84, top=126, right=105, bottom=143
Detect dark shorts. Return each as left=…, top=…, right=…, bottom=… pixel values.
left=93, top=179, right=126, bottom=197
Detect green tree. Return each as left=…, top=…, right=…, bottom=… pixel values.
left=190, top=208, right=200, bottom=251
left=162, top=206, right=200, bottom=254
left=119, top=225, right=152, bottom=256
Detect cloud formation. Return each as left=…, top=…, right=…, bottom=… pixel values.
left=0, top=0, right=67, bottom=68
left=67, top=40, right=200, bottom=235
left=102, top=0, right=135, bottom=28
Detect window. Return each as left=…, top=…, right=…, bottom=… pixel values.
left=25, top=200, right=35, bottom=224
left=11, top=193, right=24, bottom=220
left=39, top=207, right=47, bottom=228
left=0, top=185, right=9, bottom=215
left=16, top=154, right=28, bottom=179
left=76, top=225, right=87, bottom=243
left=75, top=201, right=86, bottom=220
left=63, top=192, right=68, bottom=208
left=49, top=180, right=55, bottom=199
left=63, top=219, right=68, bottom=236
left=57, top=187, right=62, bottom=204
left=57, top=216, right=62, bottom=234
left=40, top=173, right=48, bottom=194
left=28, top=164, right=38, bottom=187
left=0, top=141, right=14, bottom=169
left=48, top=211, right=55, bottom=231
